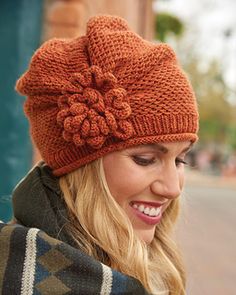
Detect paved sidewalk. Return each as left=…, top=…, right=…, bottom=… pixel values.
left=176, top=173, right=236, bottom=295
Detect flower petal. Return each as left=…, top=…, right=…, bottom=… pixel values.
left=83, top=88, right=105, bottom=112
left=72, top=71, right=91, bottom=88
left=64, top=117, right=74, bottom=133
left=87, top=136, right=106, bottom=149
left=81, top=119, right=90, bottom=137
left=113, top=120, right=134, bottom=140
left=97, top=116, right=109, bottom=135
left=71, top=115, right=86, bottom=130
left=68, top=94, right=85, bottom=105
left=107, top=104, right=131, bottom=119
left=70, top=103, right=88, bottom=116
left=104, top=110, right=117, bottom=132
left=57, top=108, right=71, bottom=126
left=73, top=133, right=85, bottom=146
left=89, top=120, right=100, bottom=137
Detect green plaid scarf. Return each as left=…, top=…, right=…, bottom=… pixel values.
left=0, top=163, right=150, bottom=294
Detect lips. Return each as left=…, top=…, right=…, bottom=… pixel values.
left=132, top=203, right=161, bottom=217
left=129, top=201, right=164, bottom=225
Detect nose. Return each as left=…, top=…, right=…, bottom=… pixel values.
left=150, top=164, right=183, bottom=200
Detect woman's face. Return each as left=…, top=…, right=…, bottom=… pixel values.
left=103, top=141, right=192, bottom=244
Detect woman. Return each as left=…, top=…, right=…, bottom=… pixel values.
left=0, top=15, right=198, bottom=294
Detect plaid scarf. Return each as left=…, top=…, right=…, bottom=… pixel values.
left=0, top=163, right=150, bottom=294
left=0, top=222, right=150, bottom=294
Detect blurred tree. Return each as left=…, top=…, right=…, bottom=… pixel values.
left=154, top=11, right=236, bottom=150
left=184, top=59, right=236, bottom=148
left=228, top=107, right=236, bottom=150
left=154, top=12, right=184, bottom=41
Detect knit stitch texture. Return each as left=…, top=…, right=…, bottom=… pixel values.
left=16, top=15, right=199, bottom=176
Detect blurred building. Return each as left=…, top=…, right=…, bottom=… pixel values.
left=43, top=0, right=154, bottom=40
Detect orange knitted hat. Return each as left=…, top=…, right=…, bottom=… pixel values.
left=16, top=15, right=199, bottom=176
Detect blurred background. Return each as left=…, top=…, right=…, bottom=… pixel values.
left=0, top=0, right=235, bottom=294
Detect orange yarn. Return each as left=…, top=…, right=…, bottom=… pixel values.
left=56, top=65, right=133, bottom=149
left=16, top=15, right=199, bottom=176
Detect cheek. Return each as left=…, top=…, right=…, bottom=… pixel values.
left=103, top=157, right=147, bottom=205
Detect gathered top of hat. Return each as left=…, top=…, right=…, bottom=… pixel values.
left=16, top=15, right=199, bottom=176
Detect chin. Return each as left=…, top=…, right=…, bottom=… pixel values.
left=135, top=228, right=156, bottom=245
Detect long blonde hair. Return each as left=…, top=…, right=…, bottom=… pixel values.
left=59, top=158, right=186, bottom=294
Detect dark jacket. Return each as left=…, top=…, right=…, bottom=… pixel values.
left=0, top=163, right=150, bottom=295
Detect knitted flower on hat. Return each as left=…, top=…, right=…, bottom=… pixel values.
left=56, top=65, right=133, bottom=149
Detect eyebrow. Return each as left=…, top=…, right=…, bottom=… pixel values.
left=136, top=142, right=193, bottom=154
left=147, top=143, right=169, bottom=154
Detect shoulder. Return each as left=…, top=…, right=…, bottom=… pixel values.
left=0, top=223, right=149, bottom=294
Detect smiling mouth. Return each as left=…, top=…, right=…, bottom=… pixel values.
left=131, top=203, right=162, bottom=217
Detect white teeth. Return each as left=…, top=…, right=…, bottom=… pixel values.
left=132, top=203, right=161, bottom=217
left=144, top=207, right=150, bottom=215
left=149, top=207, right=156, bottom=216
left=138, top=204, right=145, bottom=213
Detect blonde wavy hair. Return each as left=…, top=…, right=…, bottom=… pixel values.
left=59, top=158, right=186, bottom=295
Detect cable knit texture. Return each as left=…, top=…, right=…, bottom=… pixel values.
left=16, top=15, right=199, bottom=176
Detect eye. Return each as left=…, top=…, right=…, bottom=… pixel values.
left=132, top=155, right=156, bottom=166
left=175, top=157, right=188, bottom=167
